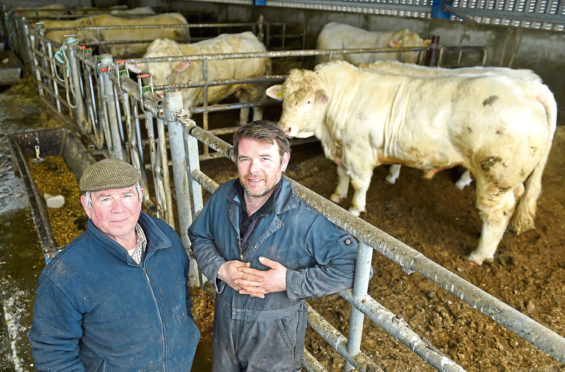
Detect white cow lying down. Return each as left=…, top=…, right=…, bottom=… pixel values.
left=358, top=60, right=544, bottom=188
left=315, top=22, right=429, bottom=66
left=267, top=60, right=556, bottom=265
left=128, top=32, right=270, bottom=125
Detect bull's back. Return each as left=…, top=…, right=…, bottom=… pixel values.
left=319, top=62, right=552, bottom=175
left=181, top=33, right=268, bottom=78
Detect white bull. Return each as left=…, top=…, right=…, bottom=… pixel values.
left=37, top=17, right=93, bottom=45
left=358, top=60, right=544, bottom=188
left=266, top=61, right=556, bottom=265
left=79, top=13, right=189, bottom=56
left=316, top=22, right=429, bottom=66
left=109, top=7, right=155, bottom=16
left=38, top=12, right=188, bottom=55
left=128, top=32, right=270, bottom=124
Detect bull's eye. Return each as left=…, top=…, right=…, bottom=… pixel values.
left=307, top=99, right=312, bottom=104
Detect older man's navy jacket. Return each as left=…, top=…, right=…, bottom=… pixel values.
left=29, top=211, right=200, bottom=371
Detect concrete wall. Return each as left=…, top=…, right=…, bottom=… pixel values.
left=149, top=0, right=564, bottom=125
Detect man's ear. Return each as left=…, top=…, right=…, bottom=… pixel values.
left=281, top=151, right=290, bottom=172
left=80, top=195, right=92, bottom=218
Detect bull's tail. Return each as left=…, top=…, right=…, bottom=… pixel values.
left=510, top=85, right=557, bottom=234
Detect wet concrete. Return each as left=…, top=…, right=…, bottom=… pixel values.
left=0, top=83, right=47, bottom=371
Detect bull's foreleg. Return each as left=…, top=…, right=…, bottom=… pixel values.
left=468, top=180, right=518, bottom=265
left=330, top=166, right=349, bottom=203
left=349, top=171, right=372, bottom=217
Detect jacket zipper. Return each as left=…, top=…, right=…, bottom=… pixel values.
left=142, top=266, right=167, bottom=371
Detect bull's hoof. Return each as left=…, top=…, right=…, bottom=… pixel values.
left=466, top=252, right=494, bottom=266
left=348, top=208, right=366, bottom=217
left=385, top=175, right=398, bottom=184
left=455, top=178, right=472, bottom=190
left=330, top=193, right=344, bottom=203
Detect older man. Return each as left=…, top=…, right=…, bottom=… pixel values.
left=188, top=120, right=358, bottom=371
left=29, top=158, right=200, bottom=371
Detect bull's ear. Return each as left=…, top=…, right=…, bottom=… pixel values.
left=127, top=63, right=144, bottom=74
left=389, top=40, right=400, bottom=48
left=423, top=39, right=432, bottom=46
left=173, top=61, right=189, bottom=72
left=266, top=85, right=283, bottom=101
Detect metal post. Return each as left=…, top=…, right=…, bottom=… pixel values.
left=68, top=39, right=87, bottom=133
left=345, top=241, right=373, bottom=372
left=100, top=54, right=124, bottom=160
left=165, top=91, right=200, bottom=286
left=165, top=91, right=201, bottom=287
left=21, top=20, right=33, bottom=73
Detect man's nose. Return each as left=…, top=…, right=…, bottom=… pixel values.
left=249, top=159, right=260, bottom=173
left=111, top=199, right=126, bottom=212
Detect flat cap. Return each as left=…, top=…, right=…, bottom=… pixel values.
left=79, top=158, right=141, bottom=192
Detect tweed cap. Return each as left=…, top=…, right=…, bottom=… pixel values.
left=79, top=158, right=141, bottom=192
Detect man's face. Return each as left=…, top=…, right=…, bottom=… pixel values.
left=237, top=137, right=290, bottom=200
left=80, top=186, right=143, bottom=244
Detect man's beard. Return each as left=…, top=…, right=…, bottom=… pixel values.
left=241, top=175, right=280, bottom=199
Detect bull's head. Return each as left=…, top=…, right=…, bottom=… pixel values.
left=127, top=38, right=191, bottom=99
left=266, top=69, right=328, bottom=139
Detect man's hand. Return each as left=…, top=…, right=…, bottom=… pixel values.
left=218, top=260, right=263, bottom=291
left=236, top=257, right=287, bottom=299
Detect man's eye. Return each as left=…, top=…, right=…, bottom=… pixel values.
left=262, top=157, right=271, bottom=162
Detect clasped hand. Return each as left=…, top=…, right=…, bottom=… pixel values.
left=218, top=256, right=287, bottom=299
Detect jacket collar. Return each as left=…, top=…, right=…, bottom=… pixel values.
left=227, top=177, right=300, bottom=216
left=86, top=211, right=171, bottom=263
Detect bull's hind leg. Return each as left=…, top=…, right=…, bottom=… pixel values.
left=468, top=178, right=520, bottom=265
left=239, top=85, right=264, bottom=124
left=236, top=88, right=251, bottom=125
left=386, top=164, right=401, bottom=184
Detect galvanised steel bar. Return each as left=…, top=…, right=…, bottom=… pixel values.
left=285, top=177, right=565, bottom=364
left=120, top=90, right=149, bottom=200
left=99, top=54, right=124, bottom=160
left=164, top=90, right=192, bottom=236
left=341, top=290, right=465, bottom=372
left=45, top=35, right=63, bottom=114
left=126, top=47, right=429, bottom=65
left=307, top=305, right=383, bottom=371
left=165, top=91, right=202, bottom=287
left=156, top=115, right=175, bottom=227
left=132, top=101, right=148, bottom=190
left=143, top=110, right=167, bottom=221
left=303, top=350, right=329, bottom=372
left=189, top=169, right=219, bottom=195
left=345, top=241, right=374, bottom=372
left=180, top=117, right=205, bottom=288
left=179, top=115, right=204, bottom=221
left=68, top=40, right=87, bottom=134
left=96, top=59, right=113, bottom=154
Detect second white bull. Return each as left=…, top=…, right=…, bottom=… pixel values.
left=267, top=60, right=556, bottom=265
left=128, top=32, right=270, bottom=124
